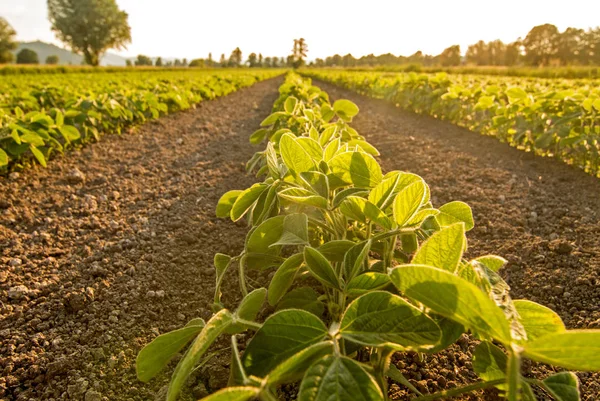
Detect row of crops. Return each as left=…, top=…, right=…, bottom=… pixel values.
left=303, top=70, right=600, bottom=177
left=0, top=69, right=283, bottom=169
left=135, top=73, right=600, bottom=401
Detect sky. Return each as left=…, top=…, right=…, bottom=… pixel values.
left=2, top=0, right=600, bottom=60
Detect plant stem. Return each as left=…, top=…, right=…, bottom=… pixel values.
left=413, top=379, right=505, bottom=400
left=238, top=254, right=248, bottom=297
left=507, top=347, right=521, bottom=401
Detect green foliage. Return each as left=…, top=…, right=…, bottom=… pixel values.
left=0, top=69, right=282, bottom=170
left=16, top=48, right=39, bottom=65
left=48, top=0, right=132, bottom=66
left=136, top=73, right=600, bottom=401
left=45, top=55, right=60, bottom=65
left=0, top=17, right=17, bottom=64
left=304, top=70, right=600, bottom=177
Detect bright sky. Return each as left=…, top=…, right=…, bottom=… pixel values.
left=2, top=0, right=599, bottom=60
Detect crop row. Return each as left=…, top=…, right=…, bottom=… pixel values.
left=303, top=70, right=600, bottom=177
left=136, top=72, right=600, bottom=401
left=0, top=69, right=282, bottom=169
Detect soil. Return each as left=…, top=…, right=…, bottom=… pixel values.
left=1, top=74, right=599, bottom=401
left=315, top=79, right=600, bottom=401
left=0, top=77, right=283, bottom=401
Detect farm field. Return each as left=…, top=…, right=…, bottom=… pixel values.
left=304, top=70, right=600, bottom=177
left=1, top=71, right=600, bottom=401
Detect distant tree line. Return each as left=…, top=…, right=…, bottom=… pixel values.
left=312, top=24, right=600, bottom=67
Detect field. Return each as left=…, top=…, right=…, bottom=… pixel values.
left=1, top=69, right=600, bottom=401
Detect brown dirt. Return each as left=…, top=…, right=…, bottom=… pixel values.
left=315, top=79, right=600, bottom=401
left=0, top=77, right=283, bottom=401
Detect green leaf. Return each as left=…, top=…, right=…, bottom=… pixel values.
left=323, top=138, right=340, bottom=162
left=523, top=331, right=600, bottom=371
left=427, top=315, right=465, bottom=353
left=285, top=96, right=298, bottom=114
left=29, top=146, right=47, bottom=167
left=227, top=288, right=267, bottom=334
left=267, top=341, right=334, bottom=385
left=268, top=253, right=304, bottom=306
left=276, top=287, right=325, bottom=317
left=299, top=171, right=329, bottom=198
left=333, top=99, right=360, bottom=121
left=437, top=201, right=474, bottom=231
left=242, top=309, right=328, bottom=377
left=167, top=309, right=234, bottom=401
left=411, top=223, right=465, bottom=273
left=506, top=87, right=528, bottom=103
left=298, top=355, right=384, bottom=401
left=261, top=111, right=286, bottom=126
left=278, top=187, right=328, bottom=210
left=136, top=320, right=205, bottom=382
left=216, top=190, right=243, bottom=218
left=0, top=149, right=9, bottom=167
left=280, top=133, right=316, bottom=176
left=514, top=300, right=565, bottom=342
left=272, top=213, right=309, bottom=247
left=346, top=272, right=391, bottom=298
left=473, top=255, right=507, bottom=272
left=543, top=372, right=581, bottom=401
left=297, top=137, right=323, bottom=161
left=340, top=291, right=441, bottom=351
left=348, top=139, right=380, bottom=156
left=246, top=215, right=285, bottom=256
left=199, top=387, right=260, bottom=401
left=393, top=180, right=427, bottom=226
left=20, top=132, right=45, bottom=147
left=472, top=341, right=507, bottom=383
left=317, top=240, right=356, bottom=262
left=231, top=184, right=268, bottom=221
left=329, top=151, right=382, bottom=188
left=304, top=247, right=342, bottom=290
left=343, top=240, right=372, bottom=282
left=59, top=125, right=81, bottom=142
left=390, top=264, right=512, bottom=344
left=249, top=128, right=268, bottom=144
left=339, top=196, right=392, bottom=229
left=369, top=172, right=400, bottom=209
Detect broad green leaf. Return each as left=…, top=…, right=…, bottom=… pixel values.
left=298, top=355, right=384, bottom=401
left=280, top=134, right=316, bottom=175
left=167, top=309, right=234, bottom=401
left=369, top=172, right=400, bottom=209
left=437, top=201, right=474, bottom=231
left=472, top=341, right=507, bottom=383
left=299, top=171, right=329, bottom=198
left=200, top=387, right=260, bottom=401
left=29, top=146, right=47, bottom=167
left=390, top=264, right=512, bottom=344
left=272, top=213, right=309, bottom=247
left=319, top=126, right=337, bottom=147
left=297, top=137, right=323, bottom=161
left=285, top=96, right=298, bottom=114
left=278, top=187, right=328, bottom=210
left=406, top=208, right=440, bottom=226
left=514, top=300, right=565, bottom=342
left=473, top=255, right=507, bottom=272
left=332, top=187, right=369, bottom=208
left=249, top=128, right=268, bottom=144
left=20, top=132, right=45, bottom=147
left=333, top=99, right=360, bottom=121
left=411, top=223, right=465, bottom=273
left=393, top=180, right=427, bottom=226
left=268, top=253, right=304, bottom=306
left=247, top=215, right=285, bottom=254
left=340, top=196, right=393, bottom=229
left=340, top=291, right=441, bottom=350
left=346, top=272, right=391, bottom=298
left=242, top=309, right=328, bottom=377
left=318, top=240, right=356, bottom=262
left=523, top=331, right=600, bottom=371
left=230, top=184, right=268, bottom=221
left=323, top=138, right=341, bottom=162
left=276, top=287, right=325, bottom=317
left=348, top=139, right=380, bottom=156
left=267, top=341, right=334, bottom=385
left=427, top=315, right=465, bottom=353
left=329, top=151, right=382, bottom=188
left=136, top=320, right=205, bottom=382
left=261, top=111, right=286, bottom=126
left=506, top=87, right=528, bottom=103
left=59, top=125, right=81, bottom=142
left=0, top=149, right=8, bottom=166
left=227, top=288, right=267, bottom=334
left=304, top=247, right=342, bottom=290
left=343, top=240, right=372, bottom=281
left=543, top=372, right=581, bottom=401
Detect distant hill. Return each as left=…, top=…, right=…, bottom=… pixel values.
left=13, top=41, right=129, bottom=66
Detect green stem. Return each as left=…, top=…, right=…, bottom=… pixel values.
left=507, top=348, right=521, bottom=401
left=372, top=228, right=414, bottom=243
left=413, top=379, right=505, bottom=401
left=238, top=254, right=248, bottom=297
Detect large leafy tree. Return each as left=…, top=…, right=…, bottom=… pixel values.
left=229, top=47, right=242, bottom=67
left=292, top=38, right=308, bottom=68
left=439, top=45, right=461, bottom=66
left=48, top=0, right=131, bottom=66
left=0, top=17, right=17, bottom=64
left=523, top=24, right=559, bottom=66
left=16, top=48, right=39, bottom=64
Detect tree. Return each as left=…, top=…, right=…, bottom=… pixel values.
left=247, top=52, right=258, bottom=67
left=523, top=24, right=559, bottom=66
left=48, top=0, right=131, bottom=67
left=219, top=53, right=226, bottom=67
left=0, top=17, right=17, bottom=64
left=229, top=47, right=242, bottom=67
left=155, top=57, right=163, bottom=67
left=46, top=55, right=60, bottom=64
left=125, top=59, right=132, bottom=67
left=182, top=58, right=188, bottom=66
left=258, top=53, right=263, bottom=67
left=189, top=58, right=205, bottom=67
left=174, top=58, right=181, bottom=66
left=556, top=27, right=585, bottom=65
left=466, top=40, right=489, bottom=65
left=134, top=54, right=152, bottom=66
left=581, top=27, right=600, bottom=65
left=207, top=52, right=213, bottom=67
left=291, top=38, right=308, bottom=68
left=439, top=45, right=461, bottom=66
left=16, top=48, right=39, bottom=64
left=505, top=41, right=522, bottom=66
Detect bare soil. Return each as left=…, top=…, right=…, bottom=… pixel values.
left=1, top=75, right=599, bottom=401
